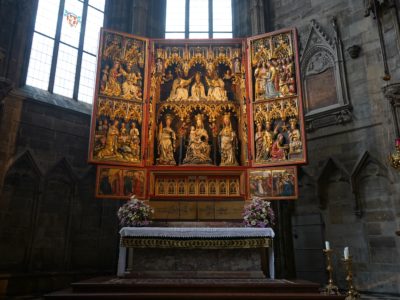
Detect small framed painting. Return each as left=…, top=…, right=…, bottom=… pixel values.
left=248, top=166, right=297, bottom=200
left=96, top=166, right=146, bottom=199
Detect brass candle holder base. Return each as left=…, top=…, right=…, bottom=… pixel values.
left=320, top=249, right=341, bottom=296
left=342, top=257, right=360, bottom=300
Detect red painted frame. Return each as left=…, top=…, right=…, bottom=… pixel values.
left=88, top=28, right=150, bottom=168
left=246, top=28, right=308, bottom=168
left=88, top=28, right=306, bottom=201
left=95, top=165, right=147, bottom=199
left=247, top=166, right=298, bottom=200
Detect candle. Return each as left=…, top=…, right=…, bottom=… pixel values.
left=325, top=241, right=330, bottom=250
left=344, top=247, right=349, bottom=259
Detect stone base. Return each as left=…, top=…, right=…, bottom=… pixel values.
left=126, top=248, right=262, bottom=275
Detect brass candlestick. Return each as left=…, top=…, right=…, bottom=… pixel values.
left=320, top=249, right=340, bottom=295
left=342, top=257, right=360, bottom=300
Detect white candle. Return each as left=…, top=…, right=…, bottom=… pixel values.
left=344, top=247, right=349, bottom=259
left=325, top=241, right=330, bottom=250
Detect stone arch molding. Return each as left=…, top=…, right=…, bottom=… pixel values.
left=300, top=18, right=352, bottom=131
left=350, top=151, right=393, bottom=217
left=4, top=149, right=43, bottom=179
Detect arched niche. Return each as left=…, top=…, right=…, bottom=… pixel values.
left=0, top=151, right=41, bottom=271
left=300, top=18, right=352, bottom=131
left=30, top=158, right=77, bottom=271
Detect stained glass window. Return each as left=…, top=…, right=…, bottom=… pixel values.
left=26, top=0, right=106, bottom=103
left=165, top=0, right=232, bottom=39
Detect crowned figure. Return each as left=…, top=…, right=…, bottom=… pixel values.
left=219, top=113, right=238, bottom=166
left=156, top=114, right=177, bottom=165
left=183, top=114, right=212, bottom=164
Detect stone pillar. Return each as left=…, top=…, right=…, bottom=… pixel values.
left=232, top=0, right=251, bottom=37
left=105, top=0, right=166, bottom=38
left=249, top=0, right=266, bottom=35
left=233, top=0, right=271, bottom=38
left=0, top=0, right=36, bottom=87
left=130, top=0, right=151, bottom=36
left=104, top=0, right=132, bottom=32
left=148, top=0, right=166, bottom=38
left=383, top=83, right=400, bottom=138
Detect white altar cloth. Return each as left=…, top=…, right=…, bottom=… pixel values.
left=118, top=227, right=275, bottom=279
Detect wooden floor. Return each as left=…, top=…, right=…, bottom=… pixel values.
left=45, top=277, right=346, bottom=299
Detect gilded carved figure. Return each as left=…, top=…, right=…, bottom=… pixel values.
left=183, top=114, right=212, bottom=164
left=157, top=114, right=177, bottom=165
left=97, top=120, right=123, bottom=159
left=206, top=71, right=227, bottom=101
left=100, top=33, right=145, bottom=101
left=103, top=61, right=123, bottom=97
left=168, top=70, right=193, bottom=101
left=265, top=60, right=279, bottom=98
left=251, top=33, right=297, bottom=100
left=190, top=72, right=207, bottom=101
left=288, top=118, right=302, bottom=154
left=270, top=133, right=288, bottom=160
left=129, top=122, right=141, bottom=160
left=255, top=120, right=277, bottom=162
left=254, top=61, right=267, bottom=100
left=219, top=113, right=238, bottom=166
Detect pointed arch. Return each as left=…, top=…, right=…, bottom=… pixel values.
left=4, top=149, right=42, bottom=179
left=0, top=150, right=42, bottom=271
left=351, top=151, right=392, bottom=217
left=316, top=157, right=350, bottom=209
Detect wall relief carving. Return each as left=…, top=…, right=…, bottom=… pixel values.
left=300, top=18, right=352, bottom=131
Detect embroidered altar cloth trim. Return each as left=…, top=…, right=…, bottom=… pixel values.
left=119, top=227, right=275, bottom=239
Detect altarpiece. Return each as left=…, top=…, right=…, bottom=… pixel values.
left=89, top=28, right=306, bottom=219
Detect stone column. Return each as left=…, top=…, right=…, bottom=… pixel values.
left=0, top=0, right=36, bottom=87
left=232, top=0, right=251, bottom=37
left=105, top=0, right=166, bottom=38
left=249, top=0, right=266, bottom=35
left=104, top=0, right=132, bottom=32
left=148, top=0, right=166, bottom=38
left=383, top=83, right=400, bottom=138
left=233, top=0, right=271, bottom=38
left=130, top=0, right=151, bottom=36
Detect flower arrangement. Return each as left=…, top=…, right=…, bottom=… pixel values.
left=117, top=195, right=154, bottom=227
left=243, top=197, right=275, bottom=228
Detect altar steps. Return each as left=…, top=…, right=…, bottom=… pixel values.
left=45, top=277, right=346, bottom=299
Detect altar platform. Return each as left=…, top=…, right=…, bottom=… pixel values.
left=45, top=277, right=346, bottom=299
left=118, top=227, right=275, bottom=279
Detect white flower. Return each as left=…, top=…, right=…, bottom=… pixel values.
left=251, top=220, right=256, bottom=225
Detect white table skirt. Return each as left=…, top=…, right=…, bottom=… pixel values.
left=118, top=227, right=275, bottom=279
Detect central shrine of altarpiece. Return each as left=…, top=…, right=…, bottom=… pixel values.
left=88, top=28, right=307, bottom=220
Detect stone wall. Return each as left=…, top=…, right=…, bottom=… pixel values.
left=266, top=0, right=400, bottom=295
left=0, top=89, right=123, bottom=297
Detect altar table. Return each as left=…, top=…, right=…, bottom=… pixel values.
left=117, top=227, right=275, bottom=279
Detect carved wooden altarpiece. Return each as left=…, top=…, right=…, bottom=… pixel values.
left=89, top=28, right=307, bottom=220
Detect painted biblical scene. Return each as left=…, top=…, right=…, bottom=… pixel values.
left=99, top=31, right=146, bottom=102
left=250, top=32, right=296, bottom=101
left=253, top=97, right=305, bottom=165
left=96, top=166, right=145, bottom=199
left=91, top=97, right=143, bottom=164
left=249, top=167, right=297, bottom=199
left=150, top=42, right=246, bottom=103
left=155, top=109, right=241, bottom=166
